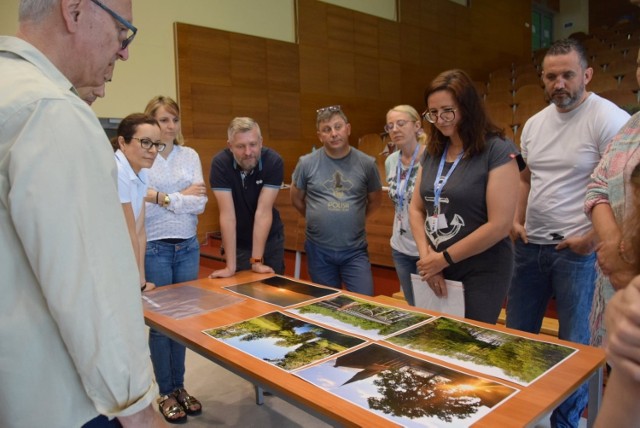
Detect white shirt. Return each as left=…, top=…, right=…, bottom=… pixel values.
left=145, top=145, right=207, bottom=240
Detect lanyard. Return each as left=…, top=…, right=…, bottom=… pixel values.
left=433, top=144, right=463, bottom=210
left=395, top=144, right=420, bottom=213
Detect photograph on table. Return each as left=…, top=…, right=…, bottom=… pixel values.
left=203, top=311, right=366, bottom=371
left=385, top=317, right=576, bottom=386
left=288, top=294, right=432, bottom=340
left=142, top=285, right=245, bottom=319
left=296, top=342, right=518, bottom=428
left=223, top=275, right=340, bottom=307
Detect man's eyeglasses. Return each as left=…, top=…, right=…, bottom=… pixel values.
left=384, top=120, right=415, bottom=133
left=422, top=108, right=457, bottom=124
left=90, top=0, right=137, bottom=50
left=132, top=137, right=166, bottom=152
left=316, top=105, right=342, bottom=116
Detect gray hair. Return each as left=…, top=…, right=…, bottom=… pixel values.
left=227, top=117, right=262, bottom=142
left=19, top=0, right=56, bottom=22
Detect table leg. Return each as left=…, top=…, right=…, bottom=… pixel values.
left=294, top=251, right=302, bottom=279
left=254, top=385, right=264, bottom=405
left=586, top=365, right=603, bottom=428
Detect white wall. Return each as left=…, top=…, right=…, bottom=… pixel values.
left=555, top=0, right=590, bottom=40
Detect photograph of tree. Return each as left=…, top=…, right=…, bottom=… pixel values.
left=203, top=311, right=366, bottom=371
left=288, top=295, right=432, bottom=340
left=385, top=317, right=576, bottom=386
left=296, top=343, right=518, bottom=427
left=223, top=275, right=339, bottom=307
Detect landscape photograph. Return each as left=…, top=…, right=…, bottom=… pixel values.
left=224, top=275, right=339, bottom=307
left=386, top=317, right=576, bottom=386
left=289, top=294, right=432, bottom=340
left=296, top=343, right=518, bottom=427
left=203, top=311, right=365, bottom=371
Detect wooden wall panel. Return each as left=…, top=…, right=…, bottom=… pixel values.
left=230, top=34, right=267, bottom=88
left=354, top=14, right=379, bottom=58
left=298, top=45, right=329, bottom=93
left=400, top=24, right=421, bottom=65
left=328, top=51, right=356, bottom=96
left=355, top=54, right=380, bottom=98
left=379, top=59, right=403, bottom=101
left=378, top=20, right=401, bottom=62
left=267, top=91, right=301, bottom=141
left=296, top=0, right=327, bottom=47
left=175, top=0, right=532, bottom=251
left=267, top=41, right=299, bottom=93
left=327, top=7, right=354, bottom=51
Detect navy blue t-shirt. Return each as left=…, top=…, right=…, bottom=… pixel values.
left=209, top=147, right=284, bottom=248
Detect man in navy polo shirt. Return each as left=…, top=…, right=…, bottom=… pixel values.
left=209, top=117, right=285, bottom=277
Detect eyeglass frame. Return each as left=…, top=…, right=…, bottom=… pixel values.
left=90, top=0, right=137, bottom=50
left=422, top=108, right=457, bottom=124
left=131, top=137, right=166, bottom=152
left=383, top=119, right=417, bottom=133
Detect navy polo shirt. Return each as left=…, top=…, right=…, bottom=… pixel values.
left=209, top=147, right=284, bottom=249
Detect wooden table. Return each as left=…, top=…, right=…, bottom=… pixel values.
left=143, top=271, right=605, bottom=427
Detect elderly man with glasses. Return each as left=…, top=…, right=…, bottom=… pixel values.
left=290, top=106, right=383, bottom=295
left=0, top=1, right=165, bottom=427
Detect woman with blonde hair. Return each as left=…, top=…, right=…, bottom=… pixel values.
left=384, top=105, right=426, bottom=305
left=143, top=96, right=208, bottom=423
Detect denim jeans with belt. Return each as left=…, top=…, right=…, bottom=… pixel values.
left=506, top=240, right=596, bottom=428
left=145, top=235, right=200, bottom=396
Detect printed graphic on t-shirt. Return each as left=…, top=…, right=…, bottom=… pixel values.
left=323, top=171, right=352, bottom=212
left=423, top=195, right=466, bottom=248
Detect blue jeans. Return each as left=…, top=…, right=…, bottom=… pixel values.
left=391, top=248, right=419, bottom=306
left=304, top=240, right=374, bottom=296
left=506, top=241, right=596, bottom=428
left=236, top=228, right=285, bottom=274
left=145, top=235, right=200, bottom=396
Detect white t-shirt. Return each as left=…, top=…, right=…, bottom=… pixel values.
left=521, top=93, right=630, bottom=244
left=385, top=150, right=420, bottom=256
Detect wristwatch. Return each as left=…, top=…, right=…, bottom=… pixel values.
left=164, top=194, right=171, bottom=206
left=249, top=257, right=264, bottom=264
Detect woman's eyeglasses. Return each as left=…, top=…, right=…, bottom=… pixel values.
left=384, top=120, right=415, bottom=133
left=422, top=108, right=457, bottom=124
left=132, top=137, right=166, bottom=152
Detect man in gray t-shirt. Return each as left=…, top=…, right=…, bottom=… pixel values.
left=291, top=106, right=382, bottom=295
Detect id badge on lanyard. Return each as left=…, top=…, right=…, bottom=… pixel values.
left=431, top=144, right=462, bottom=230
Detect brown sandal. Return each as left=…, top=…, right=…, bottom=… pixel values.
left=158, top=394, right=187, bottom=424
left=174, top=388, right=202, bottom=415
